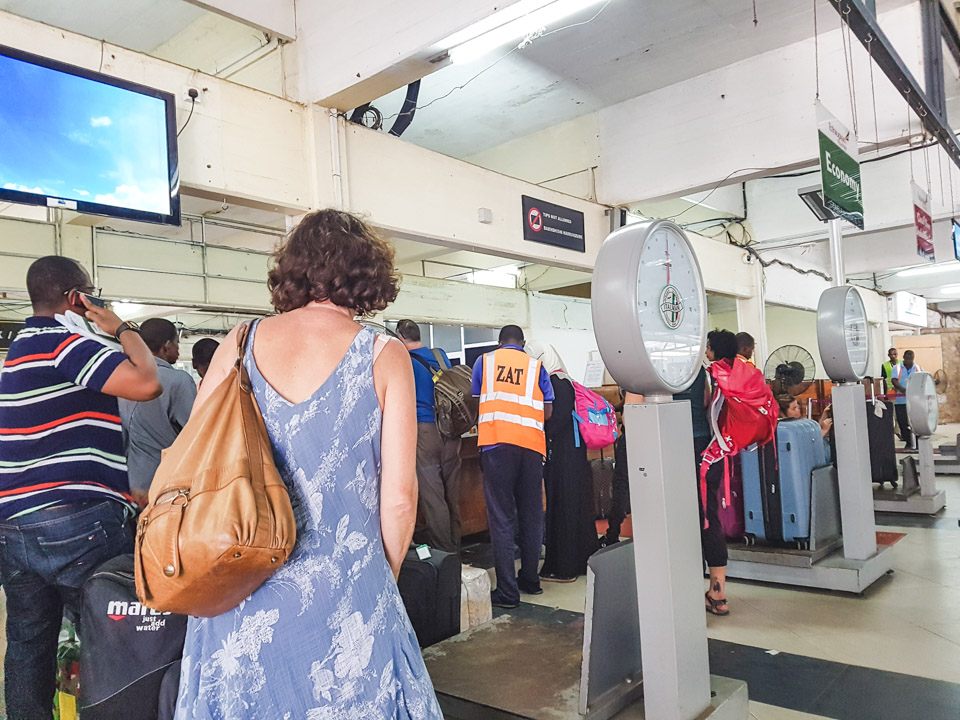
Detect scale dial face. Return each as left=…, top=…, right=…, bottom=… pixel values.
left=636, top=225, right=705, bottom=390
left=591, top=220, right=707, bottom=395
left=817, top=286, right=871, bottom=382
left=843, top=289, right=870, bottom=378
left=906, top=372, right=938, bottom=438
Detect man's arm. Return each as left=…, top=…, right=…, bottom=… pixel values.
left=60, top=297, right=161, bottom=401
left=538, top=365, right=554, bottom=422
left=169, top=371, right=198, bottom=431
left=471, top=356, right=484, bottom=398
left=890, top=367, right=905, bottom=392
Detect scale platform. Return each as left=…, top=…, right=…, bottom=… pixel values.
left=933, top=445, right=960, bottom=477
left=873, top=487, right=947, bottom=514
left=422, top=603, right=748, bottom=720
left=726, top=543, right=894, bottom=594
left=874, top=452, right=948, bottom=514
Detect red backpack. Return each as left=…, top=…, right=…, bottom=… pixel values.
left=699, top=358, right=777, bottom=526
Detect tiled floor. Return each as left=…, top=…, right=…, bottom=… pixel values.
left=506, top=470, right=960, bottom=719
left=0, top=426, right=956, bottom=719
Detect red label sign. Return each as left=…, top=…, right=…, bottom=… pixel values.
left=912, top=182, right=935, bottom=261
left=528, top=207, right=543, bottom=232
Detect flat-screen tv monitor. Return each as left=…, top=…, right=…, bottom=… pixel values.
left=0, top=45, right=180, bottom=226
left=953, top=219, right=960, bottom=262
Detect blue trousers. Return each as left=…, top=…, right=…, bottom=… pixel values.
left=480, top=444, right=545, bottom=604
left=0, top=499, right=132, bottom=720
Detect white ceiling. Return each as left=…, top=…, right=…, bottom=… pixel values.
left=0, top=0, right=205, bottom=52
left=374, top=0, right=915, bottom=158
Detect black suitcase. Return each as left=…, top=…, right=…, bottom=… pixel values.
left=397, top=547, right=461, bottom=648
left=591, top=454, right=615, bottom=520
left=866, top=401, right=898, bottom=487
left=79, top=554, right=188, bottom=720
left=743, top=440, right=783, bottom=542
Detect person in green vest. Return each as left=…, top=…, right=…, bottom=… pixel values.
left=880, top=347, right=898, bottom=401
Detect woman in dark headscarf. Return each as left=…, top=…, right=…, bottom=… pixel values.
left=528, top=341, right=600, bottom=581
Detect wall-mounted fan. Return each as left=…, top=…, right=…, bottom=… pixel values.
left=935, top=368, right=949, bottom=395
left=764, top=344, right=817, bottom=396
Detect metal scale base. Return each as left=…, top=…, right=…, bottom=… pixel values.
left=875, top=448, right=947, bottom=514
left=874, top=488, right=946, bottom=514
left=422, top=603, right=748, bottom=720
left=725, top=544, right=895, bottom=594
left=933, top=446, right=960, bottom=477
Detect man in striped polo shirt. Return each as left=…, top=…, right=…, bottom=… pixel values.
left=0, top=256, right=161, bottom=720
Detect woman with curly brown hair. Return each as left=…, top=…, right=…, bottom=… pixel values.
left=176, top=210, right=443, bottom=719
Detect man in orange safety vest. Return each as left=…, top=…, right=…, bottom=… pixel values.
left=471, top=325, right=554, bottom=608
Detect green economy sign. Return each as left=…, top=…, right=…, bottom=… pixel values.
left=817, top=102, right=863, bottom=230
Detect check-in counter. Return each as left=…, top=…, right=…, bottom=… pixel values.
left=457, top=435, right=489, bottom=537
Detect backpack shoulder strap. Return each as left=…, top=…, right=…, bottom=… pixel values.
left=431, top=348, right=451, bottom=370
left=410, top=351, right=441, bottom=377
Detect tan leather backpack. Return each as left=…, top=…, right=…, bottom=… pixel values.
left=134, top=322, right=296, bottom=617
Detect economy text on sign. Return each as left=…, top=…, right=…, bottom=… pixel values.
left=521, top=195, right=586, bottom=253
left=816, top=102, right=864, bottom=230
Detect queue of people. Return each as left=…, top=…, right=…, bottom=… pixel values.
left=1, top=207, right=876, bottom=717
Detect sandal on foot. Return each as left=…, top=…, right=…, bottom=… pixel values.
left=705, top=593, right=729, bottom=616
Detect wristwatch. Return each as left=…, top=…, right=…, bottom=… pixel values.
left=115, top=321, right=141, bottom=340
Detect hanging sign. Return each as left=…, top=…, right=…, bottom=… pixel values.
left=912, top=181, right=935, bottom=262
left=816, top=102, right=864, bottom=229
left=521, top=195, right=586, bottom=253
left=0, top=321, right=25, bottom=351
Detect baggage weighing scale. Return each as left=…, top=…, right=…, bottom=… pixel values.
left=873, top=372, right=947, bottom=514
left=725, top=285, right=895, bottom=593
left=421, top=220, right=749, bottom=720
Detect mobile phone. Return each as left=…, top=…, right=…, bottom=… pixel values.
left=80, top=292, right=106, bottom=308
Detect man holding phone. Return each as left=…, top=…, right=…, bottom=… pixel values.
left=0, top=256, right=161, bottom=719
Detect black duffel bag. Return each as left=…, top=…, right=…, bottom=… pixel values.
left=80, top=554, right=187, bottom=719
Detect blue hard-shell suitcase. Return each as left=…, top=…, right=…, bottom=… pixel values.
left=741, top=419, right=827, bottom=543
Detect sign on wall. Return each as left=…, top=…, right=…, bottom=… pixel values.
left=888, top=291, right=928, bottom=328
left=816, top=102, right=864, bottom=230
left=912, top=182, right=935, bottom=262
left=0, top=321, right=25, bottom=351
left=521, top=195, right=585, bottom=253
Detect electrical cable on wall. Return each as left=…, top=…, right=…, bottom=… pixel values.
left=177, top=94, right=197, bottom=137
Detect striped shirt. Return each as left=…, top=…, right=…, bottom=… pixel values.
left=0, top=316, right=131, bottom=519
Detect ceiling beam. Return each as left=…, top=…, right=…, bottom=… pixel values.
left=831, top=0, right=960, bottom=170
left=182, top=0, right=296, bottom=41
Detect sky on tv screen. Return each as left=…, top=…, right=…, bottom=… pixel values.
left=0, top=53, right=170, bottom=216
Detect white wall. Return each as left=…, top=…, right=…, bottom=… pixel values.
left=465, top=114, right=601, bottom=200
left=765, top=305, right=824, bottom=379
left=0, top=11, right=315, bottom=212
left=344, top=122, right=611, bottom=271
left=709, top=311, right=739, bottom=332
left=526, top=294, right=597, bottom=385
left=596, top=4, right=931, bottom=206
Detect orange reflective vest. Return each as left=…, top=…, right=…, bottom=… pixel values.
left=478, top=347, right=546, bottom=456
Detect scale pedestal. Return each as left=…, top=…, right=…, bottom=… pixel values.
left=726, top=382, right=894, bottom=593
left=874, top=437, right=947, bottom=514
left=624, top=399, right=747, bottom=720
left=420, top=399, right=747, bottom=720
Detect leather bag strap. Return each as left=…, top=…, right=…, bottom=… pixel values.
left=236, top=321, right=274, bottom=540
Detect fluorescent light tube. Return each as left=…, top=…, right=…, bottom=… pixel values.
left=446, top=0, right=607, bottom=64
left=896, top=262, right=959, bottom=278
